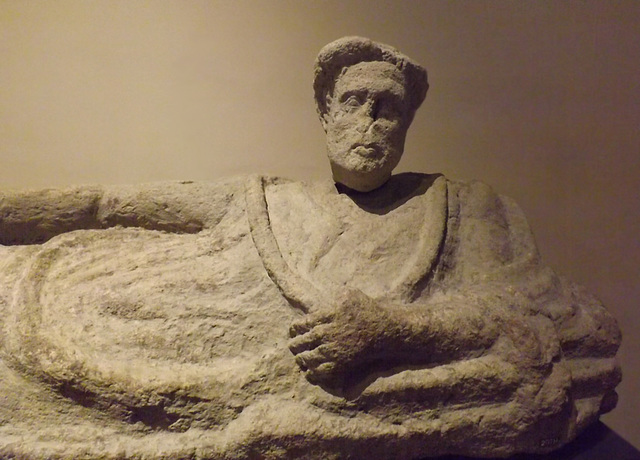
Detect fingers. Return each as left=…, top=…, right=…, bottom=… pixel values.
left=289, top=328, right=325, bottom=355
left=287, top=311, right=346, bottom=387
left=289, top=311, right=333, bottom=337
left=305, top=362, right=339, bottom=386
left=294, top=345, right=331, bottom=371
left=314, top=362, right=337, bottom=376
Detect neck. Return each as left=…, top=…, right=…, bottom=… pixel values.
left=334, top=172, right=442, bottom=215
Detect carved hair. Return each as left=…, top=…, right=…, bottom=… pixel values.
left=314, top=36, right=429, bottom=122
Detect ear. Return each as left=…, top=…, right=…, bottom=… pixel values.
left=320, top=93, right=333, bottom=131
left=320, top=113, right=330, bottom=132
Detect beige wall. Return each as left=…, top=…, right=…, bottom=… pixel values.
left=2, top=0, right=639, bottom=448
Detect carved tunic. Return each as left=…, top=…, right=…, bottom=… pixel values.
left=0, top=175, right=621, bottom=458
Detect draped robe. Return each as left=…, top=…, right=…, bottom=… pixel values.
left=0, top=174, right=621, bottom=458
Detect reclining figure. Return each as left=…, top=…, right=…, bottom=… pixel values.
left=0, top=37, right=621, bottom=459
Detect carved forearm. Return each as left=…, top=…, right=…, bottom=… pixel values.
left=288, top=288, right=507, bottom=389
left=96, top=184, right=205, bottom=234
left=0, top=181, right=224, bottom=246
left=380, top=296, right=502, bottom=365
left=0, top=187, right=103, bottom=245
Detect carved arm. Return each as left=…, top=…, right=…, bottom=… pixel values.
left=0, top=186, right=103, bottom=245
left=0, top=181, right=221, bottom=245
left=287, top=288, right=540, bottom=390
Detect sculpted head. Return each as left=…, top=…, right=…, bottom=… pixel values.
left=314, top=37, right=429, bottom=192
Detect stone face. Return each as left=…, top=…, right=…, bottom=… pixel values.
left=0, top=37, right=621, bottom=459
left=315, top=37, right=428, bottom=192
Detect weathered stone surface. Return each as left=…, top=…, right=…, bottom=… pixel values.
left=0, top=37, right=621, bottom=459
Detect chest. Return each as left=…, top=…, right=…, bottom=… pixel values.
left=265, top=179, right=447, bottom=299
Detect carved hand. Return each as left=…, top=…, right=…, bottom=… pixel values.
left=288, top=288, right=400, bottom=389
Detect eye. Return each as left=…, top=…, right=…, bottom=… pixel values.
left=375, top=97, right=402, bottom=121
left=341, top=94, right=362, bottom=112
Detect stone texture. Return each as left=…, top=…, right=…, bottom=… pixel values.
left=0, top=37, right=621, bottom=459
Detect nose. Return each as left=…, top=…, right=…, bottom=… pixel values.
left=356, top=100, right=377, bottom=133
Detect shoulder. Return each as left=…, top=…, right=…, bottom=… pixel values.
left=444, top=178, right=532, bottom=234
left=445, top=178, right=508, bottom=219
left=440, top=177, right=541, bottom=273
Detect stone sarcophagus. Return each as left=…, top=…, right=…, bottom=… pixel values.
left=0, top=37, right=620, bottom=459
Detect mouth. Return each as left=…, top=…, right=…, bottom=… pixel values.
left=351, top=143, right=381, bottom=159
